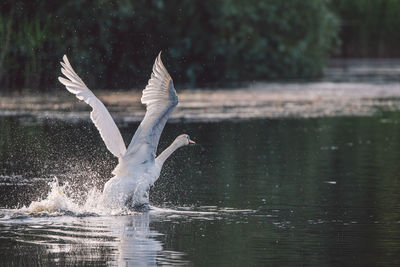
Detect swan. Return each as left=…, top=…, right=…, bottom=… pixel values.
left=58, top=52, right=195, bottom=210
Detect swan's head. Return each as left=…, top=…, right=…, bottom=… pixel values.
left=175, top=134, right=196, bottom=146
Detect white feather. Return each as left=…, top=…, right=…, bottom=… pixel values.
left=122, top=52, right=178, bottom=165
left=58, top=55, right=126, bottom=158
left=59, top=52, right=186, bottom=209
left=103, top=52, right=182, bottom=208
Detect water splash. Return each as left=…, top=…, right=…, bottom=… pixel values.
left=1, top=177, right=257, bottom=220
left=18, top=177, right=131, bottom=216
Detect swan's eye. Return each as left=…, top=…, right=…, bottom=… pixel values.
left=187, top=135, right=190, bottom=140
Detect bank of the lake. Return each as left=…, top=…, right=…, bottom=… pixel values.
left=1, top=82, right=400, bottom=124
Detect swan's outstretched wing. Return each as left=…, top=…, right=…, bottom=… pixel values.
left=58, top=55, right=126, bottom=158
left=123, top=52, right=178, bottom=164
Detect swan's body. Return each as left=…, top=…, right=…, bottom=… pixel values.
left=58, top=53, right=194, bottom=209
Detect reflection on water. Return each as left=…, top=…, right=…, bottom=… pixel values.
left=0, top=210, right=192, bottom=266
left=325, top=59, right=400, bottom=83
left=0, top=114, right=400, bottom=265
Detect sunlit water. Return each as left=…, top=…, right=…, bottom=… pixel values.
left=0, top=114, right=400, bottom=266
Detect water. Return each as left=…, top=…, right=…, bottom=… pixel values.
left=0, top=114, right=400, bottom=266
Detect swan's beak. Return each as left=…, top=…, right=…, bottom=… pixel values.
left=189, top=139, right=196, bottom=145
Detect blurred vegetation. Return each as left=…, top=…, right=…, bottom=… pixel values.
left=0, top=0, right=339, bottom=91
left=3, top=0, right=400, bottom=91
left=332, top=0, right=400, bottom=57
left=3, top=0, right=400, bottom=92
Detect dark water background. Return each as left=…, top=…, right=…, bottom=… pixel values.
left=0, top=113, right=400, bottom=266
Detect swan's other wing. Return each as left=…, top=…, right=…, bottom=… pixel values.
left=58, top=55, right=126, bottom=158
left=123, top=52, right=178, bottom=164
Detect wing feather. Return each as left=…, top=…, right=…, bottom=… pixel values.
left=123, top=52, right=178, bottom=163
left=58, top=55, right=126, bottom=158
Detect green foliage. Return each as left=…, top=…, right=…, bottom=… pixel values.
left=0, top=0, right=338, bottom=91
left=218, top=0, right=339, bottom=80
left=332, top=0, right=400, bottom=57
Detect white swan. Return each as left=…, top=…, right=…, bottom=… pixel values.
left=58, top=52, right=195, bottom=210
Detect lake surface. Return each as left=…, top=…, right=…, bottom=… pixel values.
left=0, top=114, right=399, bottom=266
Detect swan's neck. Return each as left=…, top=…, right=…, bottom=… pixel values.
left=156, top=139, right=183, bottom=166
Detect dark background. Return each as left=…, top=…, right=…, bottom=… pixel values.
left=0, top=0, right=399, bottom=91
